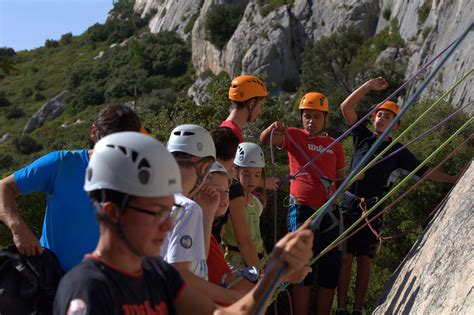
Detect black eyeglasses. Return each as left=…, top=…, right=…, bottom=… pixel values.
left=127, top=203, right=185, bottom=225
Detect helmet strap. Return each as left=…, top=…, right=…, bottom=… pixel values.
left=114, top=194, right=146, bottom=258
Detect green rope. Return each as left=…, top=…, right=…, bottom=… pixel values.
left=309, top=68, right=473, bottom=223
left=271, top=116, right=473, bottom=302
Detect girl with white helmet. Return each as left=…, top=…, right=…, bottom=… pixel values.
left=54, top=131, right=315, bottom=314
left=222, top=142, right=268, bottom=274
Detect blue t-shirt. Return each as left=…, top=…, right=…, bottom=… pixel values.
left=14, top=149, right=98, bottom=271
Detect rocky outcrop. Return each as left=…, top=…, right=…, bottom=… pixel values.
left=377, top=0, right=473, bottom=112
left=136, top=0, right=473, bottom=106
left=23, top=91, right=69, bottom=134
left=134, top=0, right=203, bottom=40
left=374, top=161, right=474, bottom=314
left=0, top=133, right=10, bottom=144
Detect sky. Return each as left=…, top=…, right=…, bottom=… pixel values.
left=0, top=0, right=114, bottom=51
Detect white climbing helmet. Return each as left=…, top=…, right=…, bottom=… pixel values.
left=167, top=124, right=216, bottom=160
left=84, top=132, right=182, bottom=197
left=233, top=142, right=265, bottom=168
left=209, top=161, right=231, bottom=182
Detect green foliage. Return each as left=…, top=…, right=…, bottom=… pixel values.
left=86, top=1, right=151, bottom=45
left=13, top=135, right=43, bottom=155
left=205, top=4, right=245, bottom=48
left=0, top=91, right=11, bottom=107
left=0, top=47, right=16, bottom=57
left=382, top=8, right=391, bottom=20
left=60, top=32, right=74, bottom=45
left=422, top=26, right=432, bottom=40
left=5, top=106, right=25, bottom=119
left=44, top=39, right=60, bottom=48
left=300, top=24, right=406, bottom=137
left=417, top=0, right=432, bottom=24
left=257, top=0, right=295, bottom=16
left=184, top=0, right=204, bottom=34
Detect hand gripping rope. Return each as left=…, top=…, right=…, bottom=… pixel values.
left=272, top=131, right=473, bottom=302
left=254, top=22, right=473, bottom=314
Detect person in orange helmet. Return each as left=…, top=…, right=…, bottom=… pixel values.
left=221, top=75, right=268, bottom=143
left=337, top=77, right=458, bottom=315
left=261, top=92, right=346, bottom=315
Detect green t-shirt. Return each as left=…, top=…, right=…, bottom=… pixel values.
left=223, top=194, right=264, bottom=265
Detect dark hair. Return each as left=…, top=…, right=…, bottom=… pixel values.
left=210, top=127, right=239, bottom=161
left=88, top=189, right=129, bottom=222
left=230, top=96, right=264, bottom=110
left=93, top=105, right=141, bottom=140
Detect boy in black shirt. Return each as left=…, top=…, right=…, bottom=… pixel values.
left=337, top=77, right=458, bottom=315
left=54, top=132, right=314, bottom=315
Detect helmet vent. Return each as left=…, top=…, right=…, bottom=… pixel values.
left=118, top=146, right=127, bottom=155
left=86, top=168, right=93, bottom=181
left=106, top=144, right=115, bottom=149
left=173, top=131, right=195, bottom=136
left=138, top=158, right=150, bottom=169
left=131, top=150, right=138, bottom=162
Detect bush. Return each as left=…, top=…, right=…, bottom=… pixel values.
left=60, top=32, right=73, bottom=45
left=44, top=39, right=60, bottom=48
left=0, top=154, right=14, bottom=169
left=0, top=47, right=15, bottom=57
left=257, top=0, right=294, bottom=16
left=13, top=135, right=43, bottom=155
left=382, top=8, right=392, bottom=20
left=6, top=107, right=25, bottom=119
left=0, top=91, right=11, bottom=107
left=417, top=0, right=432, bottom=24
left=33, top=92, right=46, bottom=101
left=205, top=4, right=245, bottom=48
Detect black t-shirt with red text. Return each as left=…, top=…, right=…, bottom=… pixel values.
left=54, top=256, right=184, bottom=315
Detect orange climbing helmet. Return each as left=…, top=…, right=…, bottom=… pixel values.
left=373, top=101, right=401, bottom=129
left=228, top=75, right=268, bottom=102
left=299, top=92, right=329, bottom=112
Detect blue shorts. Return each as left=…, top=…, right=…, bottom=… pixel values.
left=287, top=203, right=341, bottom=288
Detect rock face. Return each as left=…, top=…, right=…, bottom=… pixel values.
left=23, top=91, right=69, bottom=134
left=135, top=0, right=473, bottom=107
left=377, top=0, right=473, bottom=112
left=374, top=161, right=474, bottom=314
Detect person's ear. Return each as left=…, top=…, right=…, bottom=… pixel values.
left=102, top=201, right=121, bottom=223
left=90, top=123, right=98, bottom=143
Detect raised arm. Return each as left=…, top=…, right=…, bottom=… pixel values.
left=340, top=77, right=389, bottom=126
left=260, top=121, right=286, bottom=146
left=0, top=175, right=43, bottom=256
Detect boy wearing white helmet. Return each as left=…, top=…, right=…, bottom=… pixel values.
left=222, top=142, right=268, bottom=274
left=162, top=124, right=247, bottom=305
left=54, top=132, right=315, bottom=314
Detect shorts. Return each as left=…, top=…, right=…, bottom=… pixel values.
left=287, top=203, right=341, bottom=288
left=341, top=194, right=383, bottom=259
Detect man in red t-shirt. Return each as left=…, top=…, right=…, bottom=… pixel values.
left=261, top=92, right=346, bottom=315
left=221, top=75, right=268, bottom=143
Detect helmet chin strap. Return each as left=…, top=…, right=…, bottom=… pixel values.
left=188, top=161, right=208, bottom=197
left=117, top=194, right=145, bottom=258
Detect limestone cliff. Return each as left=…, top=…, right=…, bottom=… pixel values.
left=135, top=0, right=473, bottom=106
left=373, top=160, right=474, bottom=314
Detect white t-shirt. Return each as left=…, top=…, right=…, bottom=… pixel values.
left=161, top=193, right=208, bottom=280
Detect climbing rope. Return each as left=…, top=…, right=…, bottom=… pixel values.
left=271, top=126, right=472, bottom=302
left=254, top=22, right=473, bottom=312
left=316, top=132, right=473, bottom=259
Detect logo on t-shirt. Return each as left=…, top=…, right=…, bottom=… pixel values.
left=180, top=235, right=193, bottom=249
left=308, top=144, right=333, bottom=154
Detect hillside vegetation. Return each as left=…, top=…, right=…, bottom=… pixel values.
left=0, top=2, right=471, bottom=312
